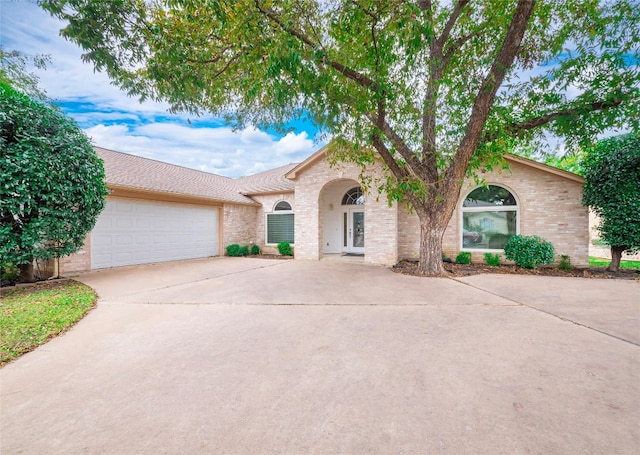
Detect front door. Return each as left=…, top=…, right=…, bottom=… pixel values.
left=344, top=208, right=365, bottom=254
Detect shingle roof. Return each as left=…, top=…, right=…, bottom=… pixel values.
left=96, top=147, right=258, bottom=205
left=237, top=163, right=298, bottom=194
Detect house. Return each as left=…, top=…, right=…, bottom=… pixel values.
left=59, top=145, right=588, bottom=274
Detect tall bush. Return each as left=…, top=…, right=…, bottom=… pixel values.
left=582, top=133, right=640, bottom=272
left=0, top=83, right=107, bottom=282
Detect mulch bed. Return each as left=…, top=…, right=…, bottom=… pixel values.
left=0, top=278, right=71, bottom=293
left=392, top=260, right=640, bottom=280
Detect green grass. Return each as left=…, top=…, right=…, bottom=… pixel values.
left=589, top=256, right=640, bottom=270
left=0, top=280, right=97, bottom=366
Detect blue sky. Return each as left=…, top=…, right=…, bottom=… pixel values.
left=1, top=0, right=325, bottom=178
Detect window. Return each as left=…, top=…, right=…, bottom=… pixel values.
left=342, top=187, right=365, bottom=205
left=461, top=185, right=518, bottom=250
left=274, top=201, right=291, bottom=211
left=266, top=200, right=294, bottom=244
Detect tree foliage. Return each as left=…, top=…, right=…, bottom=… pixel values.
left=0, top=83, right=107, bottom=278
left=0, top=47, right=50, bottom=101
left=40, top=0, right=640, bottom=275
left=582, top=133, right=640, bottom=272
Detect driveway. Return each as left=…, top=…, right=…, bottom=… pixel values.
left=1, top=257, right=639, bottom=454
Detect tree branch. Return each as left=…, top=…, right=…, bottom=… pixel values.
left=421, top=1, right=469, bottom=182
left=446, top=0, right=537, bottom=192
left=491, top=98, right=624, bottom=140
left=253, top=0, right=380, bottom=92
left=435, top=0, right=469, bottom=52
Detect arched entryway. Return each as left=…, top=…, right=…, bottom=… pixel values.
left=319, top=179, right=365, bottom=256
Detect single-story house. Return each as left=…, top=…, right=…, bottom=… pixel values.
left=59, top=145, right=588, bottom=274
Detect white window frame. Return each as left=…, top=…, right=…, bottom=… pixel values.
left=460, top=184, right=520, bottom=252
left=265, top=200, right=295, bottom=246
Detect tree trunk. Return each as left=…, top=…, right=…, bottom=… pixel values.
left=416, top=215, right=447, bottom=276
left=607, top=246, right=626, bottom=273
left=18, top=260, right=35, bottom=283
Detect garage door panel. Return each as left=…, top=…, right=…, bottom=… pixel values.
left=91, top=199, right=219, bottom=269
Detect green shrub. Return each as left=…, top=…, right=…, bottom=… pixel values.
left=484, top=253, right=501, bottom=267
left=558, top=255, right=572, bottom=270
left=226, top=244, right=241, bottom=257
left=277, top=242, right=293, bottom=256
left=1, top=263, right=20, bottom=284
left=239, top=245, right=250, bottom=256
left=250, top=244, right=261, bottom=255
left=455, top=252, right=472, bottom=264
left=504, top=235, right=555, bottom=269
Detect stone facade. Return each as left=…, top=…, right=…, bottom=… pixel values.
left=223, top=203, right=258, bottom=248
left=397, top=160, right=588, bottom=265
left=249, top=192, right=295, bottom=254
left=290, top=153, right=589, bottom=267
left=59, top=234, right=91, bottom=274
left=288, top=154, right=401, bottom=266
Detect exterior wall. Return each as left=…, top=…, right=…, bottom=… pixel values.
left=293, top=157, right=398, bottom=265
left=251, top=192, right=295, bottom=254
left=58, top=234, right=91, bottom=274
left=364, top=194, right=398, bottom=265
left=223, top=203, right=259, bottom=248
left=398, top=161, right=589, bottom=266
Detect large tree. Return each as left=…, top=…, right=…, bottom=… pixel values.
left=582, top=133, right=640, bottom=273
left=0, top=83, right=107, bottom=282
left=41, top=0, right=639, bottom=275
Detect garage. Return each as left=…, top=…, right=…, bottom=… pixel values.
left=91, top=198, right=219, bottom=269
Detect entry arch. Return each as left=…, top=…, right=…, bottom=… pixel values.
left=318, top=178, right=364, bottom=256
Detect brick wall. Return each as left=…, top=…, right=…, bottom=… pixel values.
left=293, top=157, right=399, bottom=265
left=251, top=192, right=295, bottom=254
left=59, top=234, right=91, bottom=275
left=397, top=161, right=589, bottom=266
left=223, top=203, right=259, bottom=248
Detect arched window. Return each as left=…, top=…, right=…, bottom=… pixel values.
left=266, top=200, right=294, bottom=244
left=274, top=201, right=292, bottom=211
left=342, top=187, right=365, bottom=205
left=461, top=185, right=518, bottom=250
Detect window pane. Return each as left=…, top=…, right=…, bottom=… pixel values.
left=267, top=213, right=294, bottom=243
left=274, top=201, right=292, bottom=211
left=342, top=187, right=365, bottom=205
left=463, top=185, right=516, bottom=207
left=462, top=210, right=517, bottom=249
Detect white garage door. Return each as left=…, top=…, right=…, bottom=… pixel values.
left=91, top=199, right=219, bottom=269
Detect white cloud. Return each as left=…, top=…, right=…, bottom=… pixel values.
left=1, top=1, right=325, bottom=178
left=274, top=131, right=315, bottom=156
left=85, top=123, right=317, bottom=177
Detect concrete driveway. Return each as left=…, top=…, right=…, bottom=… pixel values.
left=1, top=257, right=639, bottom=454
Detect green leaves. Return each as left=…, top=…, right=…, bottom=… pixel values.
left=582, top=133, right=640, bottom=254
left=0, top=83, right=108, bottom=265
left=504, top=235, right=556, bottom=269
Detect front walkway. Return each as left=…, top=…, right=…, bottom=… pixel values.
left=1, top=258, right=638, bottom=454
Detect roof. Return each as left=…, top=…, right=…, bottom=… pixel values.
left=97, top=147, right=257, bottom=205
left=285, top=145, right=329, bottom=180
left=97, top=145, right=583, bottom=206
left=286, top=145, right=584, bottom=184
left=503, top=154, right=584, bottom=183
left=237, top=163, right=298, bottom=195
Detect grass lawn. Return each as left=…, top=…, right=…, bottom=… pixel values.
left=589, top=256, right=640, bottom=270
left=0, top=280, right=97, bottom=366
